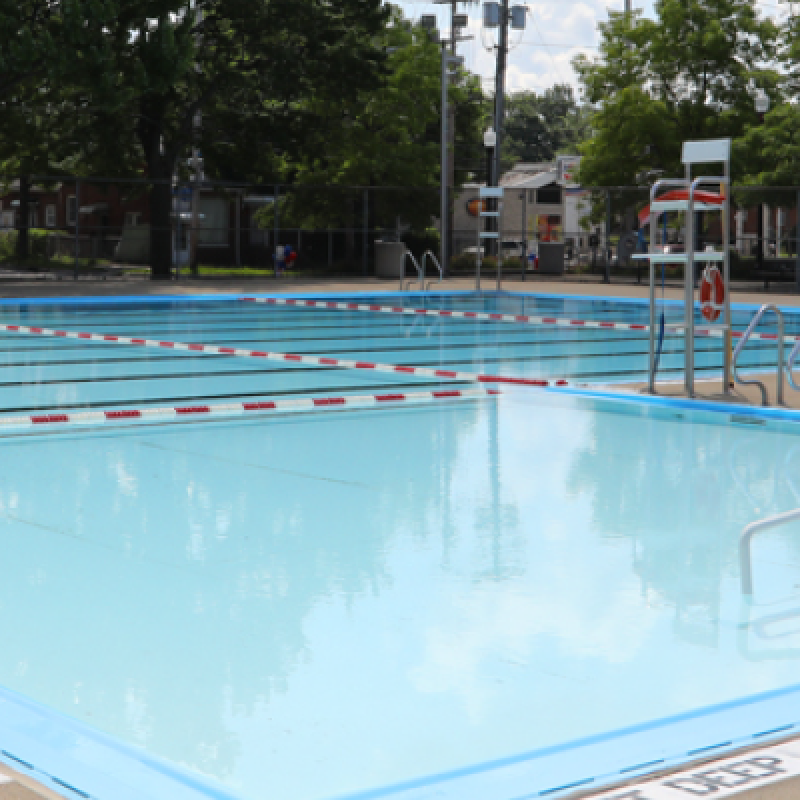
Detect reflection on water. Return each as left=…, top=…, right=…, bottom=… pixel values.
left=1, top=396, right=800, bottom=799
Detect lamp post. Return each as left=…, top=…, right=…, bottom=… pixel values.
left=484, top=126, right=497, bottom=259
left=755, top=90, right=770, bottom=268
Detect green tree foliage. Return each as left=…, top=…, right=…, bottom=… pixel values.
left=0, top=0, right=65, bottom=259
left=57, top=0, right=389, bottom=277
left=574, top=1, right=779, bottom=188
left=268, top=6, right=486, bottom=233
left=502, top=85, right=590, bottom=170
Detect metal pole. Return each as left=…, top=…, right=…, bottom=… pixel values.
left=723, top=169, right=731, bottom=393
left=493, top=0, right=509, bottom=185
left=235, top=191, right=241, bottom=267
left=795, top=189, right=800, bottom=292
left=273, top=183, right=279, bottom=278
left=604, top=190, right=611, bottom=283
left=441, top=46, right=448, bottom=280
left=648, top=184, right=656, bottom=393
left=521, top=191, right=526, bottom=280
left=73, top=179, right=80, bottom=280
left=685, top=166, right=694, bottom=397
left=496, top=192, right=503, bottom=291
left=362, top=188, right=368, bottom=277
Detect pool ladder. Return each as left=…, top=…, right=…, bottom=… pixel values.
left=732, top=304, right=785, bottom=406
left=399, top=250, right=443, bottom=291
left=740, top=507, right=800, bottom=594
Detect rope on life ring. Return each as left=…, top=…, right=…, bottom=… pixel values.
left=700, top=264, right=725, bottom=322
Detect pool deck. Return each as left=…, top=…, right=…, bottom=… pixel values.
left=0, top=761, right=65, bottom=799
left=0, top=274, right=799, bottom=308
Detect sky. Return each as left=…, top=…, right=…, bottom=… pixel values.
left=396, top=0, right=785, bottom=97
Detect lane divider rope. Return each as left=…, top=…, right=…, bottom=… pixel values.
left=240, top=297, right=795, bottom=345
left=0, top=323, right=569, bottom=388
left=0, top=388, right=502, bottom=431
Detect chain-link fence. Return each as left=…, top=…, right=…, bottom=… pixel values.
left=1, top=176, right=800, bottom=287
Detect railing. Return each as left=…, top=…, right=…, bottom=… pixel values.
left=786, top=338, right=800, bottom=393
left=399, top=251, right=423, bottom=291
left=421, top=250, right=443, bottom=290
left=740, top=508, right=800, bottom=594
left=732, top=304, right=785, bottom=406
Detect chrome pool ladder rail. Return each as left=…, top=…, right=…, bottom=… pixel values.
left=421, top=250, right=443, bottom=290
left=732, top=304, right=785, bottom=406
left=740, top=507, right=800, bottom=594
left=399, top=251, right=423, bottom=291
left=786, top=338, right=800, bottom=392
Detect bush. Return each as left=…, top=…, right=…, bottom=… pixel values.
left=401, top=227, right=440, bottom=259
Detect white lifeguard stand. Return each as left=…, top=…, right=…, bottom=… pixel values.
left=634, top=139, right=731, bottom=397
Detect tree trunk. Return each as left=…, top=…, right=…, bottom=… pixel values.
left=149, top=162, right=173, bottom=280
left=15, top=175, right=30, bottom=262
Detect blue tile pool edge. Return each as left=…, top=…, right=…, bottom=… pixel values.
left=330, top=682, right=800, bottom=800
left=0, top=289, right=792, bottom=315
left=3, top=662, right=800, bottom=800
left=0, top=682, right=243, bottom=800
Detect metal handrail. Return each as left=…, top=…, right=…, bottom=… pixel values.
left=740, top=507, right=800, bottom=594
left=787, top=338, right=800, bottom=392
left=421, top=250, right=443, bottom=290
left=399, top=251, right=423, bottom=291
left=732, top=304, right=785, bottom=406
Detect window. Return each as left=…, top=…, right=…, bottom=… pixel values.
left=197, top=196, right=229, bottom=245
left=28, top=209, right=37, bottom=228
left=124, top=212, right=142, bottom=227
left=66, top=196, right=77, bottom=226
left=1, top=212, right=13, bottom=229
left=536, top=186, right=562, bottom=205
left=45, top=205, right=56, bottom=227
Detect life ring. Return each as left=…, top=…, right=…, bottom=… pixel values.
left=700, top=265, right=725, bottom=322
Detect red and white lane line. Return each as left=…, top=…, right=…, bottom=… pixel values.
left=0, top=388, right=501, bottom=431
left=0, top=323, right=569, bottom=388
left=240, top=296, right=798, bottom=346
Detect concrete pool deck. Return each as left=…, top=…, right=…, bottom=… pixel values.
left=0, top=273, right=798, bottom=307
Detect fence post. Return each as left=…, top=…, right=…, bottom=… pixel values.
left=73, top=179, right=81, bottom=280
left=273, top=183, right=280, bottom=278
left=796, top=190, right=800, bottom=292
left=362, top=189, right=368, bottom=277
left=604, top=189, right=611, bottom=284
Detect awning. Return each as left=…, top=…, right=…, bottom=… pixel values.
left=79, top=203, right=109, bottom=215
left=639, top=189, right=724, bottom=227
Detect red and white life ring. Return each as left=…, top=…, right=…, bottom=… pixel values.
left=700, top=265, right=725, bottom=322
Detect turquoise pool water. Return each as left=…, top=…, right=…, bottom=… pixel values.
left=2, top=293, right=800, bottom=800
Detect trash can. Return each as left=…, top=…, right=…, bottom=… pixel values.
left=374, top=241, right=407, bottom=278
left=538, top=242, right=565, bottom=275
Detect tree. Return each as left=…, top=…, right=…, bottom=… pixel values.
left=267, top=7, right=485, bottom=236
left=502, top=85, right=590, bottom=170
left=58, top=0, right=389, bottom=278
left=573, top=0, right=779, bottom=188
left=0, top=0, right=65, bottom=260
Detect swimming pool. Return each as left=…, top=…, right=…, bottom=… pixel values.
left=3, top=291, right=800, bottom=800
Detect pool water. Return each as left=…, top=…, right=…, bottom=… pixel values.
left=2, top=293, right=800, bottom=800
left=0, top=293, right=794, bottom=414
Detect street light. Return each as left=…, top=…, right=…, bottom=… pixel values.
left=755, top=88, right=770, bottom=120
left=754, top=90, right=770, bottom=267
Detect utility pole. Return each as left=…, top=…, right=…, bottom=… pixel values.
left=484, top=2, right=526, bottom=186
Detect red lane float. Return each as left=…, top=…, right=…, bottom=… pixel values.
left=0, top=323, right=569, bottom=388
left=240, top=296, right=798, bottom=345
left=2, top=388, right=502, bottom=431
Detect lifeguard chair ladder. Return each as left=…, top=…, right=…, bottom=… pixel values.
left=634, top=139, right=732, bottom=397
